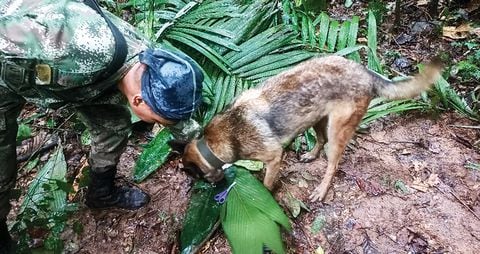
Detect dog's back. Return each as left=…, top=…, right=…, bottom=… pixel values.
left=227, top=55, right=441, bottom=145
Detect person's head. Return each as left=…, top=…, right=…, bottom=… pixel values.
left=120, top=48, right=204, bottom=126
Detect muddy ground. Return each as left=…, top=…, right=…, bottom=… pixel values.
left=7, top=1, right=480, bottom=254
left=55, top=112, right=479, bottom=254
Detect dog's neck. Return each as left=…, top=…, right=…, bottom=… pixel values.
left=196, top=137, right=225, bottom=169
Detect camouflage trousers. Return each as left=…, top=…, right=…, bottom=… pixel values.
left=0, top=85, right=131, bottom=219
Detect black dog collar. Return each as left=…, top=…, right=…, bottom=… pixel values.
left=196, top=137, right=225, bottom=169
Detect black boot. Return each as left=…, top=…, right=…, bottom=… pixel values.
left=85, top=168, right=150, bottom=210
left=0, top=219, right=15, bottom=254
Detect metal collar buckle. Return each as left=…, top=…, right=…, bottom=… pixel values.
left=35, top=64, right=52, bottom=85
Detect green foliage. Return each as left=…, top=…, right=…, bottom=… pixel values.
left=180, top=181, right=225, bottom=254
left=25, top=157, right=40, bottom=172
left=455, top=60, right=480, bottom=80
left=221, top=166, right=291, bottom=254
left=285, top=192, right=310, bottom=218
left=345, top=0, right=353, bottom=8
left=394, top=180, right=409, bottom=194
left=12, top=146, right=77, bottom=253
left=367, top=0, right=388, bottom=24
left=453, top=42, right=480, bottom=81
left=429, top=73, right=479, bottom=122
left=282, top=2, right=361, bottom=58
left=367, top=10, right=382, bottom=73
left=465, top=161, right=480, bottom=171
left=180, top=166, right=291, bottom=254
left=80, top=129, right=91, bottom=146
left=451, top=40, right=480, bottom=81
left=310, top=213, right=326, bottom=234
left=431, top=40, right=480, bottom=121
left=233, top=160, right=264, bottom=171
left=46, top=118, right=56, bottom=129
left=133, top=128, right=173, bottom=182
left=16, top=123, right=32, bottom=144
left=302, top=0, right=328, bottom=12
left=281, top=7, right=364, bottom=149
left=362, top=98, right=429, bottom=126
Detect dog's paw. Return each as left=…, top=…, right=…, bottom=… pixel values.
left=309, top=192, right=323, bottom=202
left=299, top=153, right=316, bottom=163
left=309, top=187, right=328, bottom=202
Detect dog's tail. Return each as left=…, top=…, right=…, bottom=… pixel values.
left=371, top=58, right=443, bottom=100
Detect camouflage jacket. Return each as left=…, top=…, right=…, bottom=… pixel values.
left=0, top=0, right=152, bottom=107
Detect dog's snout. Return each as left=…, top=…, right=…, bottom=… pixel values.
left=204, top=169, right=224, bottom=183
left=181, top=162, right=204, bottom=179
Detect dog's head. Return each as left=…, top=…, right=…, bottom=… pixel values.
left=180, top=139, right=224, bottom=183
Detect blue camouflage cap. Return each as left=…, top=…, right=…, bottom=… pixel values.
left=139, top=48, right=203, bottom=121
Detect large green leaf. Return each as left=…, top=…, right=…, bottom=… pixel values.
left=20, top=145, right=67, bottom=215
left=362, top=98, right=428, bottom=126
left=15, top=145, right=74, bottom=253
left=221, top=166, right=291, bottom=254
left=133, top=128, right=173, bottom=182
left=166, top=31, right=231, bottom=73
left=180, top=181, right=226, bottom=254
left=317, top=12, right=330, bottom=50
left=234, top=50, right=316, bottom=78
left=367, top=10, right=382, bottom=73
left=336, top=20, right=351, bottom=50
left=326, top=20, right=339, bottom=52
left=16, top=123, right=32, bottom=144
left=346, top=15, right=360, bottom=62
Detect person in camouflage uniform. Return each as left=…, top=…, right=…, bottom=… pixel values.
left=0, top=1, right=203, bottom=252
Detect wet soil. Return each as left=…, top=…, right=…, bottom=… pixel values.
left=60, top=112, right=480, bottom=254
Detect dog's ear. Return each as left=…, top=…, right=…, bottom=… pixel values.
left=167, top=139, right=189, bottom=154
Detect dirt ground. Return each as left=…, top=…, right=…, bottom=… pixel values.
left=55, top=112, right=479, bottom=254
left=6, top=1, right=480, bottom=254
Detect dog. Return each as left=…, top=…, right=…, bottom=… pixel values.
left=181, top=55, right=442, bottom=202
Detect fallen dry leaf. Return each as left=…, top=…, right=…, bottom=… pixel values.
left=355, top=178, right=386, bottom=196
left=443, top=24, right=472, bottom=39
left=426, top=173, right=440, bottom=187
left=417, top=0, right=428, bottom=6
left=411, top=179, right=429, bottom=192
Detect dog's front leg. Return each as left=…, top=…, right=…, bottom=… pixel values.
left=262, top=153, right=283, bottom=190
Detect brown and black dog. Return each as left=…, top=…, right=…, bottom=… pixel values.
left=182, top=55, right=442, bottom=202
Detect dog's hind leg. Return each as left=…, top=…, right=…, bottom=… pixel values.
left=310, top=100, right=368, bottom=202
left=300, top=116, right=328, bottom=162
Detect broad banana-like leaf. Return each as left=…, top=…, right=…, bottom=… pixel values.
left=221, top=166, right=291, bottom=254
left=180, top=180, right=226, bottom=254
left=20, top=145, right=67, bottom=215
left=133, top=128, right=173, bottom=182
